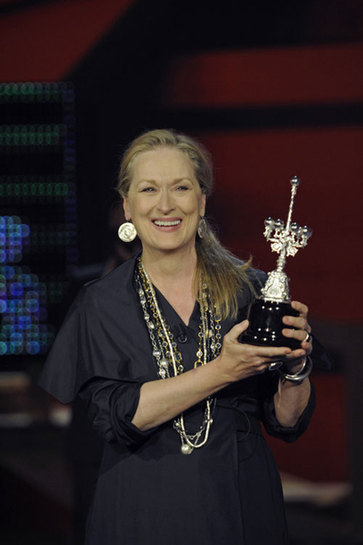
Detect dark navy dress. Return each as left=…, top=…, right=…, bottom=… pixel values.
left=39, top=255, right=316, bottom=545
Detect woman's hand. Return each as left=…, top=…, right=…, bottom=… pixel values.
left=281, top=300, right=313, bottom=371
left=215, top=320, right=292, bottom=383
left=271, top=300, right=313, bottom=426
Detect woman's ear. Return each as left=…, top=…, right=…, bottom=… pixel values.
left=123, top=198, right=131, bottom=221
left=200, top=193, right=206, bottom=217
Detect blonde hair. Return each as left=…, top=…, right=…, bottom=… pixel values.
left=117, top=129, right=252, bottom=319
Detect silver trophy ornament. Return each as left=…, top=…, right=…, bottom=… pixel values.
left=239, top=176, right=312, bottom=351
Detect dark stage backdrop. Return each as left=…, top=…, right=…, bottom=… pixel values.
left=1, top=0, right=362, bottom=489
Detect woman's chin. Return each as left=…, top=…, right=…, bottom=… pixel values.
left=142, top=239, right=196, bottom=256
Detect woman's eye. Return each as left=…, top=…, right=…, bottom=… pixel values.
left=176, top=185, right=189, bottom=191
left=141, top=186, right=155, bottom=192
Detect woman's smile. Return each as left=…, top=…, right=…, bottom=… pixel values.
left=152, top=217, right=182, bottom=230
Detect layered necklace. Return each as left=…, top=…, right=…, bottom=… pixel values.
left=135, top=257, right=222, bottom=454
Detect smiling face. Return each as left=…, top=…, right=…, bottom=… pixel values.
left=123, top=147, right=206, bottom=258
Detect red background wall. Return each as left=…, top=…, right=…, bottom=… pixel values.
left=0, top=0, right=135, bottom=81
left=159, top=44, right=363, bottom=482
left=196, top=126, right=363, bottom=321
left=160, top=44, right=363, bottom=323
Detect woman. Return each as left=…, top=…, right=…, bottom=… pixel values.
left=40, top=129, right=315, bottom=545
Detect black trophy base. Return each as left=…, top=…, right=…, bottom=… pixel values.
left=239, top=299, right=300, bottom=350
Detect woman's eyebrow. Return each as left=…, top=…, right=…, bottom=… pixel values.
left=136, top=177, right=193, bottom=185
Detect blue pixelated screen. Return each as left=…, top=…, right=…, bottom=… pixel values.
left=0, top=83, right=77, bottom=358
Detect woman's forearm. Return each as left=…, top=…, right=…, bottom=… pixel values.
left=132, top=321, right=298, bottom=431
left=273, top=377, right=311, bottom=427
left=131, top=360, right=231, bottom=431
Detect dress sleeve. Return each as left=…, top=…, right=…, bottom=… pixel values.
left=78, top=377, right=157, bottom=448
left=38, top=283, right=159, bottom=447
left=262, top=382, right=316, bottom=443
left=38, top=288, right=89, bottom=403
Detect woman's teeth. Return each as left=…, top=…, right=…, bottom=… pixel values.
left=154, top=220, right=181, bottom=226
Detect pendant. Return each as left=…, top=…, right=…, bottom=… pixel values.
left=160, top=358, right=169, bottom=369
left=181, top=443, right=193, bottom=455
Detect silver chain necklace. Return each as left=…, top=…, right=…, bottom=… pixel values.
left=135, top=257, right=222, bottom=454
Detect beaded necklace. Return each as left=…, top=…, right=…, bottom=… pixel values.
left=135, top=257, right=222, bottom=454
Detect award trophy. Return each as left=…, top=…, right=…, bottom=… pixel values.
left=240, top=176, right=312, bottom=353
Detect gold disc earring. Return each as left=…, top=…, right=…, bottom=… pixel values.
left=118, top=222, right=137, bottom=242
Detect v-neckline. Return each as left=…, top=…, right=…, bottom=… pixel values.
left=154, top=285, right=200, bottom=330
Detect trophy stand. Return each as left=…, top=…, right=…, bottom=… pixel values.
left=240, top=176, right=312, bottom=351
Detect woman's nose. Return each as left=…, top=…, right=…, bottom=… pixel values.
left=157, top=189, right=174, bottom=213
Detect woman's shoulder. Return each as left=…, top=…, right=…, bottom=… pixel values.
left=247, top=266, right=267, bottom=289
left=81, top=254, right=138, bottom=301
left=234, top=263, right=267, bottom=311
left=229, top=254, right=267, bottom=289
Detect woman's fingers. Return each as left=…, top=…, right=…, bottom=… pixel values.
left=231, top=329, right=292, bottom=360
left=219, top=313, right=314, bottom=382
left=227, top=319, right=249, bottom=340
left=291, top=300, right=309, bottom=318
left=282, top=347, right=307, bottom=361
left=247, top=344, right=292, bottom=359
left=282, top=325, right=308, bottom=341
left=282, top=314, right=307, bottom=330
left=281, top=300, right=313, bottom=353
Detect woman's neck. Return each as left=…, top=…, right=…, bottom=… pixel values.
left=141, top=247, right=197, bottom=288
left=141, top=248, right=199, bottom=319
